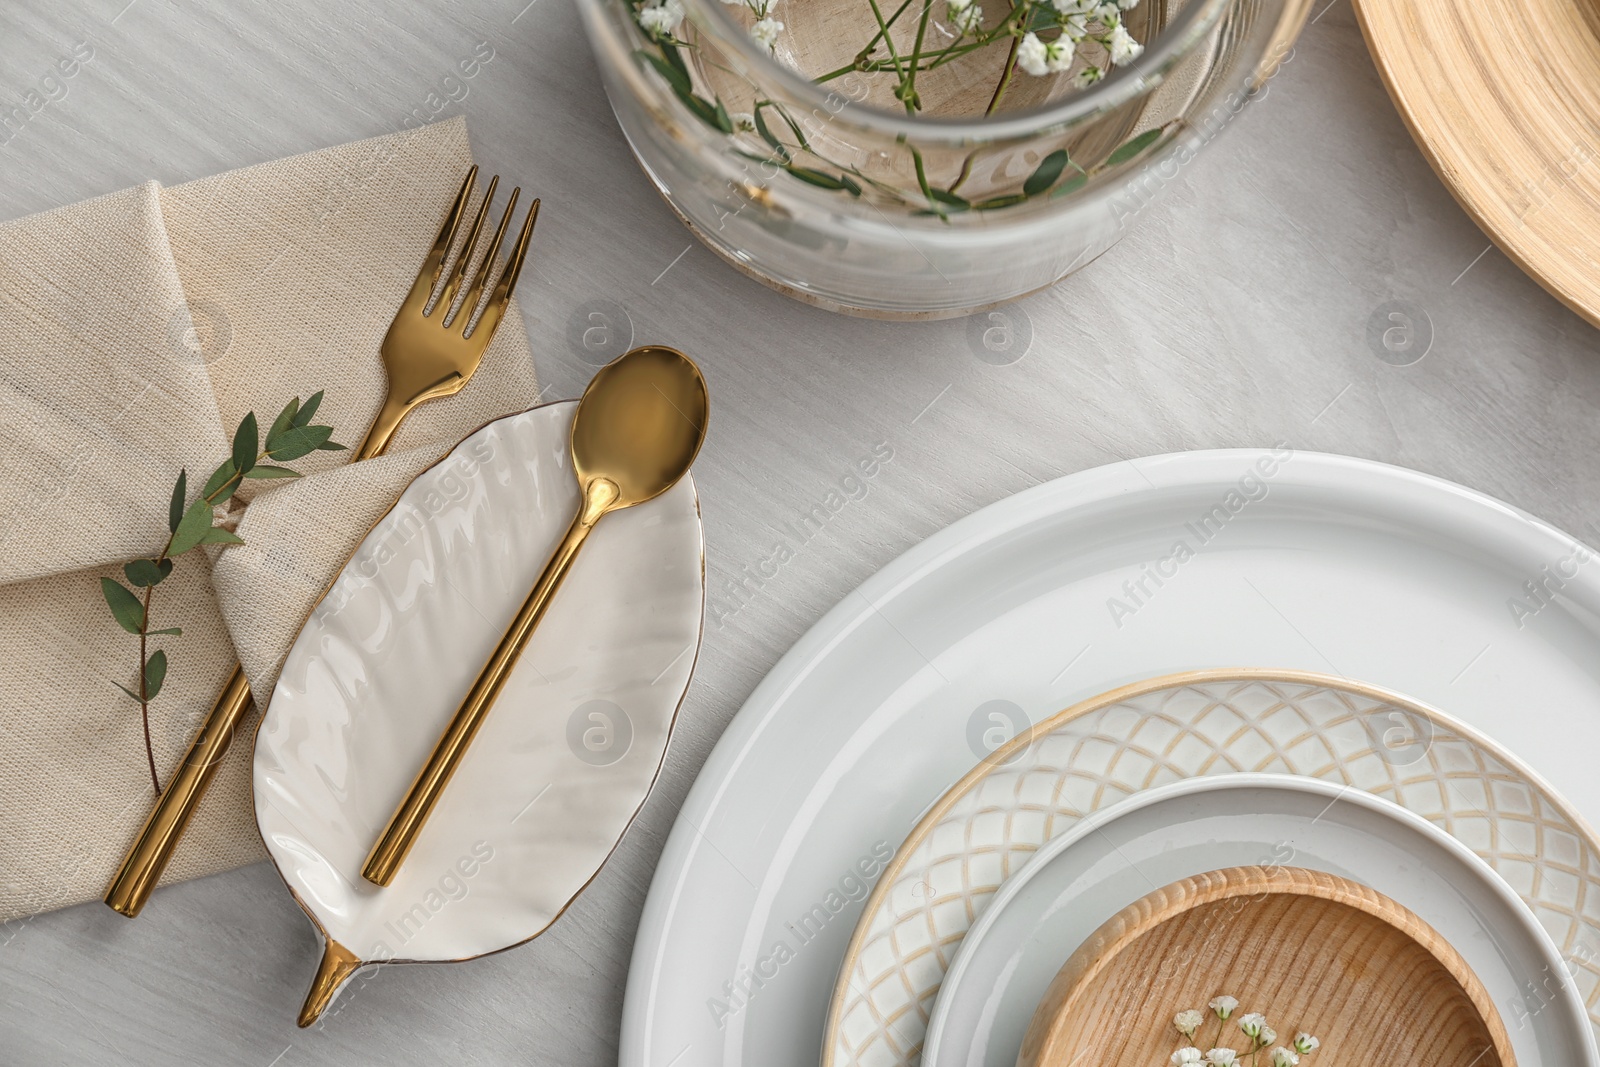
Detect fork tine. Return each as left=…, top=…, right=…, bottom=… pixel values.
left=462, top=198, right=540, bottom=343
left=458, top=187, right=520, bottom=333
left=437, top=174, right=498, bottom=319
left=429, top=166, right=477, bottom=289
left=495, top=198, right=540, bottom=301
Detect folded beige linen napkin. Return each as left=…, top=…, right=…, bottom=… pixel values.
left=0, top=117, right=541, bottom=924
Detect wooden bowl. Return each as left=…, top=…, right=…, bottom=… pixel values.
left=1018, top=866, right=1516, bottom=1067
left=1354, top=0, right=1600, bottom=328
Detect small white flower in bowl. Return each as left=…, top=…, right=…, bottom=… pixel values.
left=751, top=16, right=784, bottom=49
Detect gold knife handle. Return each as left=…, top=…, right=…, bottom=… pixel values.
left=104, top=664, right=252, bottom=917
left=361, top=476, right=619, bottom=887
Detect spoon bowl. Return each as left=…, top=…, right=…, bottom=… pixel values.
left=572, top=345, right=708, bottom=508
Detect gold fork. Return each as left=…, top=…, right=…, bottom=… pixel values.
left=104, top=166, right=540, bottom=918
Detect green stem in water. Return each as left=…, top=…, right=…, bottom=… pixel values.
left=864, top=0, right=908, bottom=82
left=986, top=34, right=1021, bottom=114
left=899, top=0, right=937, bottom=112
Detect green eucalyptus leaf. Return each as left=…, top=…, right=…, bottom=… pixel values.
left=713, top=98, right=734, bottom=135
left=124, top=558, right=171, bottom=588
left=243, top=465, right=302, bottom=480
left=168, top=470, right=187, bottom=534
left=292, top=390, right=324, bottom=429
left=232, top=411, right=258, bottom=475
left=637, top=49, right=692, bottom=95
left=1107, top=128, right=1163, bottom=167
left=787, top=167, right=850, bottom=191
left=113, top=681, right=142, bottom=703
left=929, top=189, right=971, bottom=211
left=168, top=496, right=215, bottom=556
left=201, top=459, right=238, bottom=501
left=143, top=650, right=167, bottom=701
left=839, top=174, right=862, bottom=197
left=753, top=108, right=790, bottom=162
left=266, top=424, right=333, bottom=462
left=314, top=439, right=347, bottom=452
left=199, top=527, right=245, bottom=546
left=1052, top=172, right=1089, bottom=198
left=100, top=578, right=145, bottom=634
left=674, top=86, right=723, bottom=130
left=266, top=397, right=299, bottom=447
left=975, top=193, right=1029, bottom=210
left=662, top=42, right=690, bottom=79
left=1024, top=149, right=1069, bottom=197
left=147, top=627, right=183, bottom=636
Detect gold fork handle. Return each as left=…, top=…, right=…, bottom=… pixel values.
left=105, top=388, right=418, bottom=918
left=361, top=477, right=619, bottom=886
left=355, top=392, right=413, bottom=461
left=104, top=665, right=252, bottom=916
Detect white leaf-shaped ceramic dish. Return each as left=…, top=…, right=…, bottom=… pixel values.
left=253, top=401, right=704, bottom=1025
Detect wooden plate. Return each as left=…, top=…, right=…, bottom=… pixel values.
left=1354, top=0, right=1600, bottom=327
left=1018, top=866, right=1516, bottom=1067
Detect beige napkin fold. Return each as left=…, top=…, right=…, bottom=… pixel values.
left=0, top=117, right=541, bottom=924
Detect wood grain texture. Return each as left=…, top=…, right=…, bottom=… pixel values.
left=1019, top=866, right=1513, bottom=1067
left=2, top=0, right=1600, bottom=1063
left=1353, top=0, right=1600, bottom=327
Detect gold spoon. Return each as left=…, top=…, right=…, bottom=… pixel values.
left=360, top=345, right=709, bottom=887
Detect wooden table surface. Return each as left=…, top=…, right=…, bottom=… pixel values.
left=2, top=0, right=1598, bottom=1063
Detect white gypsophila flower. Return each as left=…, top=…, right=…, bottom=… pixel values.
left=1107, top=22, right=1142, bottom=62
left=952, top=3, right=983, bottom=32
left=1206, top=1051, right=1239, bottom=1067
left=1293, top=1035, right=1320, bottom=1055
left=1175, top=1010, right=1205, bottom=1038
left=1171, top=1049, right=1204, bottom=1066
left=1051, top=0, right=1097, bottom=11
left=637, top=0, right=685, bottom=36
left=1046, top=36, right=1074, bottom=71
left=1017, top=32, right=1050, bottom=75
left=1072, top=64, right=1103, bottom=87
left=1238, top=1014, right=1267, bottom=1040
left=1259, top=1026, right=1277, bottom=1047
left=1210, top=996, right=1240, bottom=1020
left=1270, top=1050, right=1299, bottom=1067
left=731, top=111, right=757, bottom=132
left=947, top=0, right=973, bottom=11
left=1094, top=2, right=1120, bottom=20
left=1118, top=0, right=1140, bottom=8
left=751, top=16, right=783, bottom=48
left=1060, top=13, right=1089, bottom=41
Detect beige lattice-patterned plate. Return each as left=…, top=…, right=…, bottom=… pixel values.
left=822, top=669, right=1600, bottom=1067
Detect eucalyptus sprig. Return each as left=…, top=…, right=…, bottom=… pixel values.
left=102, top=392, right=345, bottom=795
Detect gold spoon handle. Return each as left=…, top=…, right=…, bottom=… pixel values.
left=361, top=476, right=620, bottom=887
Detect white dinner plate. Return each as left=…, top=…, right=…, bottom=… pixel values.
left=922, top=774, right=1596, bottom=1067
left=620, top=450, right=1600, bottom=1067
left=255, top=401, right=704, bottom=1019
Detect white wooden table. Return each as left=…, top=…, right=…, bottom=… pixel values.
left=3, top=0, right=1598, bottom=1063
